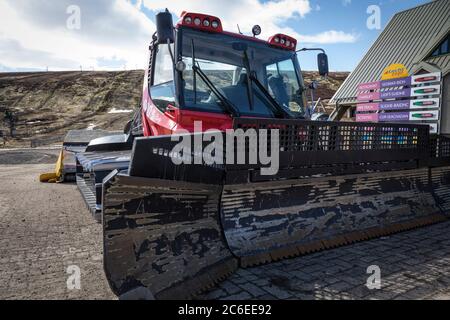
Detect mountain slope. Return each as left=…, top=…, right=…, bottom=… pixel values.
left=0, top=70, right=348, bottom=147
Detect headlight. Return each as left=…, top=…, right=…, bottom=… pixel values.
left=211, top=20, right=219, bottom=28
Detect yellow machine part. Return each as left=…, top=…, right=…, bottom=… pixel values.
left=39, top=150, right=64, bottom=183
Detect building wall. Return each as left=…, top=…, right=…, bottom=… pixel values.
left=440, top=75, right=450, bottom=135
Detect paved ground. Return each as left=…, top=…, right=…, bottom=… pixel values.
left=201, top=221, right=450, bottom=300
left=0, top=163, right=115, bottom=300
left=1, top=161, right=450, bottom=300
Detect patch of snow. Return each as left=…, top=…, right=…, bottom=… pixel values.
left=108, top=108, right=134, bottom=114
left=87, top=123, right=97, bottom=130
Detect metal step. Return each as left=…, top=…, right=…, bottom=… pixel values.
left=76, top=175, right=101, bottom=223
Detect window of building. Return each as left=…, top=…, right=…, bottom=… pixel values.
left=431, top=34, right=450, bottom=57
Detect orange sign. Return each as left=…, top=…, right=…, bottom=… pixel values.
left=381, top=63, right=409, bottom=80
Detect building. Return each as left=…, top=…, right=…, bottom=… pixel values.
left=330, top=0, right=450, bottom=133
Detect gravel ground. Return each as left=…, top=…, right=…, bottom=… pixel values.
left=1, top=159, right=450, bottom=300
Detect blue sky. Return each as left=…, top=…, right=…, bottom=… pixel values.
left=0, top=0, right=431, bottom=72
left=292, top=0, right=430, bottom=71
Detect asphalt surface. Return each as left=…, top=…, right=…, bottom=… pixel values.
left=0, top=151, right=450, bottom=300
left=0, top=147, right=59, bottom=165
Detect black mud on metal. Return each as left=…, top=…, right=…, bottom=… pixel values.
left=101, top=118, right=450, bottom=299
left=102, top=174, right=237, bottom=300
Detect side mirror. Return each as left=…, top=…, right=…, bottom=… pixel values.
left=317, top=53, right=329, bottom=77
left=156, top=9, right=174, bottom=44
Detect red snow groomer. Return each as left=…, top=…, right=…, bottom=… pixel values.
left=73, top=10, right=450, bottom=299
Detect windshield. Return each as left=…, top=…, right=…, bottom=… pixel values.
left=179, top=28, right=305, bottom=118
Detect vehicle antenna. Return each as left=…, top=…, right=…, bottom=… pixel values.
left=237, top=24, right=243, bottom=35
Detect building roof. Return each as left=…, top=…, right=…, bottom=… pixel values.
left=330, top=0, right=450, bottom=105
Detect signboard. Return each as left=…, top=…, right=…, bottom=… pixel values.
left=357, top=98, right=440, bottom=112
left=357, top=73, right=442, bottom=101
left=356, top=70, right=442, bottom=134
left=381, top=63, right=409, bottom=80
left=357, top=110, right=439, bottom=123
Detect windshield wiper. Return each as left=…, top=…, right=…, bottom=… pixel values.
left=191, top=40, right=240, bottom=118
left=249, top=74, right=295, bottom=119
left=193, top=65, right=241, bottom=117
left=242, top=50, right=255, bottom=111
left=242, top=49, right=294, bottom=119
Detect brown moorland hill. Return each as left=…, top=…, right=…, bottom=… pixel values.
left=0, top=70, right=348, bottom=147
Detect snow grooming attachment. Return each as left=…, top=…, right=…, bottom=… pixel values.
left=102, top=118, right=450, bottom=299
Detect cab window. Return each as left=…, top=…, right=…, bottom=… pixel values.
left=150, top=44, right=175, bottom=112
left=266, top=59, right=304, bottom=114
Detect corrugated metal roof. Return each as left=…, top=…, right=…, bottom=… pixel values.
left=425, top=55, right=450, bottom=74
left=330, top=0, right=450, bottom=105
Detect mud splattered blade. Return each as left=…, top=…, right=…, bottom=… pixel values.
left=102, top=173, right=237, bottom=300
left=221, top=168, right=447, bottom=267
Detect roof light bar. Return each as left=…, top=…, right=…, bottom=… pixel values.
left=268, top=33, right=297, bottom=51
left=178, top=12, right=223, bottom=33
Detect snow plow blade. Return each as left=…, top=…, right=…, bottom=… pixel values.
left=102, top=175, right=238, bottom=300
left=102, top=118, right=450, bottom=299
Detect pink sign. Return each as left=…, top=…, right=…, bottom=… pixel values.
left=356, top=113, right=379, bottom=122
left=356, top=103, right=380, bottom=112
left=357, top=92, right=381, bottom=102
left=357, top=81, right=380, bottom=92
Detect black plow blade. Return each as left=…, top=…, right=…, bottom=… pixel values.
left=102, top=172, right=237, bottom=299
left=221, top=167, right=448, bottom=267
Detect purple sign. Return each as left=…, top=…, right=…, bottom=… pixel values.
left=357, top=76, right=411, bottom=93
left=380, top=88, right=411, bottom=99
left=379, top=100, right=411, bottom=111
left=381, top=77, right=411, bottom=88
left=379, top=112, right=409, bottom=122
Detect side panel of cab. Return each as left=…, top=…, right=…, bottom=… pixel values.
left=142, top=41, right=177, bottom=136
left=143, top=34, right=233, bottom=136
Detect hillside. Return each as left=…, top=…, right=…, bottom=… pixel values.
left=0, top=70, right=348, bottom=147
left=302, top=71, right=350, bottom=100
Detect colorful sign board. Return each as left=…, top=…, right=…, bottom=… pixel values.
left=357, top=86, right=441, bottom=102
left=357, top=72, right=441, bottom=92
left=357, top=74, right=441, bottom=102
left=381, top=63, right=409, bottom=80
left=355, top=70, right=442, bottom=134
left=356, top=110, right=439, bottom=123
left=357, top=98, right=440, bottom=112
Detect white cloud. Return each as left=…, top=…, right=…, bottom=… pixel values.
left=0, top=0, right=155, bottom=71
left=342, top=0, right=352, bottom=7
left=0, top=0, right=358, bottom=71
left=143, top=0, right=312, bottom=40
left=298, top=30, right=358, bottom=44
left=143, top=0, right=357, bottom=45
